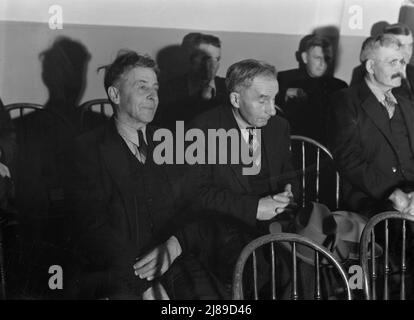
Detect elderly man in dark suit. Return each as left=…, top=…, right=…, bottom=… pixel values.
left=187, top=60, right=299, bottom=293
left=191, top=59, right=298, bottom=231
left=329, top=34, right=414, bottom=217
left=73, top=51, right=228, bottom=300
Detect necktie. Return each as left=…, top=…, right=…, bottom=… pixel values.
left=247, top=127, right=257, bottom=157
left=137, top=130, right=147, bottom=163
left=383, top=92, right=396, bottom=119
left=247, top=127, right=261, bottom=167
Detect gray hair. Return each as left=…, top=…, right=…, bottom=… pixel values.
left=225, top=59, right=277, bottom=93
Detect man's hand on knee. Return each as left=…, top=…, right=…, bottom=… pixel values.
left=133, top=236, right=182, bottom=281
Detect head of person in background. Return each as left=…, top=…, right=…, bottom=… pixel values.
left=362, top=34, right=406, bottom=92
left=186, top=33, right=222, bottom=85
left=383, top=23, right=413, bottom=64
left=295, top=34, right=314, bottom=70
left=99, top=50, right=159, bottom=130
left=226, top=59, right=278, bottom=128
left=301, top=35, right=333, bottom=78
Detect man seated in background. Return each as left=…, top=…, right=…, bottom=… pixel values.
left=275, top=34, right=313, bottom=109
left=155, top=32, right=227, bottom=130
left=278, top=35, right=347, bottom=145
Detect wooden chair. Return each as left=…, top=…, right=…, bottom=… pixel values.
left=5, top=103, right=75, bottom=298
left=360, top=211, right=414, bottom=300
left=232, top=233, right=351, bottom=300
left=290, top=135, right=340, bottom=209
left=79, top=99, right=112, bottom=131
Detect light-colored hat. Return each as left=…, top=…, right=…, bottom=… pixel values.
left=269, top=202, right=383, bottom=265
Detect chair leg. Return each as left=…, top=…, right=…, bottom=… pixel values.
left=0, top=227, right=6, bottom=300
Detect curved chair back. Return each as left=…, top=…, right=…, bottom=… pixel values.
left=5, top=103, right=76, bottom=298
left=6, top=103, right=44, bottom=116
left=79, top=99, right=112, bottom=131
left=6, top=103, right=72, bottom=127
left=233, top=233, right=351, bottom=300
left=360, top=211, right=414, bottom=300
left=290, top=135, right=340, bottom=209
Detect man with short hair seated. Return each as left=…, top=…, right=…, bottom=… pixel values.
left=73, top=50, right=229, bottom=300
left=278, top=35, right=347, bottom=145
left=188, top=59, right=299, bottom=293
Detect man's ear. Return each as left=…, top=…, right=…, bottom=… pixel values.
left=229, top=92, right=240, bottom=109
left=365, top=59, right=375, bottom=75
left=108, top=86, right=120, bottom=105
left=301, top=51, right=308, bottom=65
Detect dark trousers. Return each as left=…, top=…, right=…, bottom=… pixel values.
left=162, top=254, right=228, bottom=300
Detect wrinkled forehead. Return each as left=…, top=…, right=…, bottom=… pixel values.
left=120, top=66, right=158, bottom=85
left=248, top=75, right=279, bottom=93
left=395, top=34, right=414, bottom=46
left=376, top=45, right=404, bottom=61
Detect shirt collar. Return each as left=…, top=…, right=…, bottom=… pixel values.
left=115, top=117, right=147, bottom=146
left=365, top=77, right=397, bottom=105
left=231, top=107, right=253, bottom=131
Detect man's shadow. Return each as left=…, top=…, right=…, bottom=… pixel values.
left=312, top=25, right=341, bottom=77
left=156, top=44, right=188, bottom=87
left=10, top=36, right=91, bottom=299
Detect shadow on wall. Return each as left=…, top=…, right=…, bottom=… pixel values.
left=40, top=36, right=91, bottom=128
left=156, top=32, right=203, bottom=86
left=8, top=36, right=93, bottom=299
left=156, top=44, right=188, bottom=86
left=312, top=25, right=340, bottom=76
left=370, top=21, right=390, bottom=37
left=399, top=4, right=414, bottom=65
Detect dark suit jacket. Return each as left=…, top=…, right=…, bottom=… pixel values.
left=74, top=119, right=201, bottom=297
left=328, top=80, right=414, bottom=216
left=275, top=68, right=307, bottom=108
left=281, top=74, right=347, bottom=144
left=189, top=104, right=298, bottom=229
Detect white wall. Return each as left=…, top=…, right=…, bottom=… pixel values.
left=1, top=0, right=403, bottom=35
left=0, top=0, right=409, bottom=105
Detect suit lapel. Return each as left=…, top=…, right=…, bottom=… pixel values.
left=221, top=105, right=252, bottom=193
left=406, top=65, right=414, bottom=99
left=262, top=119, right=280, bottom=191
left=99, top=120, right=137, bottom=235
left=360, top=82, right=398, bottom=151
left=397, top=95, right=414, bottom=153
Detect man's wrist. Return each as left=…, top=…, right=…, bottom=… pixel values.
left=167, top=236, right=182, bottom=261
